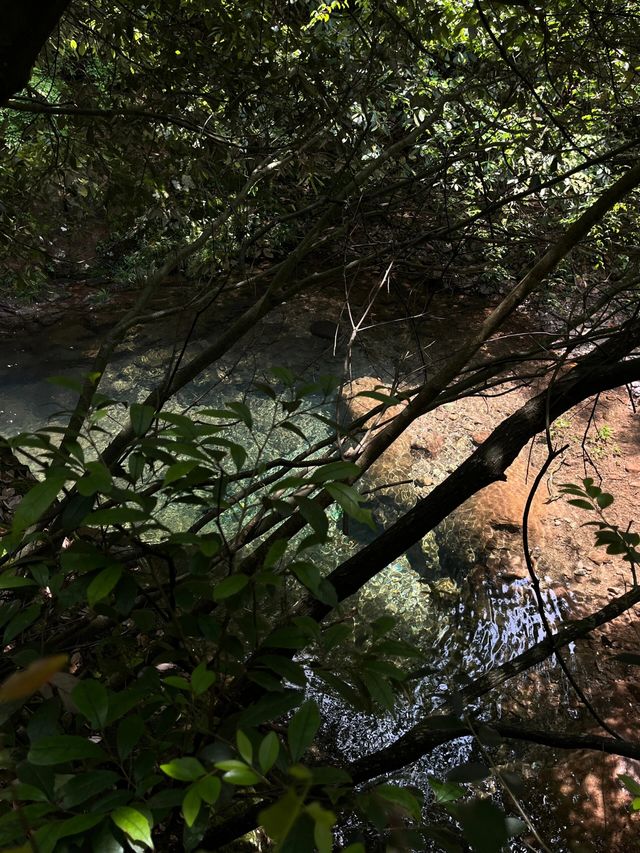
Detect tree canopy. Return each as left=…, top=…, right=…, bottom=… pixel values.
left=1, top=1, right=640, bottom=851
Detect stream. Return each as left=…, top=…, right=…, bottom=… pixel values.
left=0, top=289, right=577, bottom=850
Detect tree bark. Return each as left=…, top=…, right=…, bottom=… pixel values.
left=0, top=1, right=71, bottom=105
left=348, top=717, right=640, bottom=784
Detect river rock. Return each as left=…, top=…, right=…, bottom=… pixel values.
left=588, top=549, right=608, bottom=564
left=411, top=430, right=444, bottom=458
left=471, top=431, right=491, bottom=446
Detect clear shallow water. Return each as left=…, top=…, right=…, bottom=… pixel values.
left=0, top=308, right=576, bottom=850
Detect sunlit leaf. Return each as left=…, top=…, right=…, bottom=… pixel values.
left=182, top=787, right=201, bottom=827
left=0, top=655, right=68, bottom=703
left=111, top=807, right=153, bottom=849
left=160, top=757, right=205, bottom=782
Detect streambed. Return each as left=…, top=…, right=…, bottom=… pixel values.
left=0, top=290, right=578, bottom=850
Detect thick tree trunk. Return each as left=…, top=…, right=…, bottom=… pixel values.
left=0, top=2, right=71, bottom=105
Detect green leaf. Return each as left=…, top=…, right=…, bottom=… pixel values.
left=163, top=460, right=201, bottom=485
left=307, top=802, right=335, bottom=853
left=279, top=420, right=308, bottom=442
left=77, top=461, right=113, bottom=496
left=264, top=539, right=288, bottom=568
left=315, top=671, right=366, bottom=709
left=321, top=623, right=351, bottom=652
left=90, top=821, right=125, bottom=853
left=107, top=685, right=149, bottom=724
left=619, top=773, right=640, bottom=796
left=362, top=658, right=406, bottom=681
left=254, top=655, right=307, bottom=686
left=295, top=496, right=329, bottom=539
left=160, top=757, right=206, bottom=782
left=226, top=401, right=253, bottom=429
left=128, top=451, right=146, bottom=482
left=163, top=675, right=190, bottom=690
left=195, top=775, right=221, bottom=805
left=374, top=638, right=423, bottom=658
left=12, top=782, right=50, bottom=802
left=130, top=404, right=156, bottom=437
left=4, top=604, right=41, bottom=644
left=117, top=715, right=144, bottom=760
left=309, top=461, right=360, bottom=483
left=361, top=670, right=395, bottom=711
left=240, top=689, right=303, bottom=727
left=87, top=565, right=123, bottom=606
left=28, top=735, right=108, bottom=765
left=248, top=670, right=285, bottom=692
left=215, top=760, right=260, bottom=785
left=60, top=541, right=111, bottom=573
left=371, top=615, right=396, bottom=638
left=59, top=770, right=120, bottom=809
left=191, top=662, right=216, bottom=695
left=258, top=731, right=280, bottom=774
left=111, top=806, right=153, bottom=849
left=199, top=533, right=221, bottom=557
left=72, top=679, right=109, bottom=728
left=375, top=784, right=422, bottom=820
left=288, top=699, right=321, bottom=762
left=446, top=761, right=491, bottom=783
left=263, top=626, right=310, bottom=649
left=236, top=730, right=253, bottom=765
left=182, top=787, right=202, bottom=827
left=85, top=507, right=149, bottom=526
left=212, top=574, right=249, bottom=600
left=259, top=789, right=301, bottom=843
left=457, top=799, right=509, bottom=853
left=0, top=574, right=36, bottom=589
left=253, top=380, right=277, bottom=399
left=325, top=482, right=374, bottom=527
left=12, top=469, right=69, bottom=532
left=36, top=813, right=104, bottom=852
